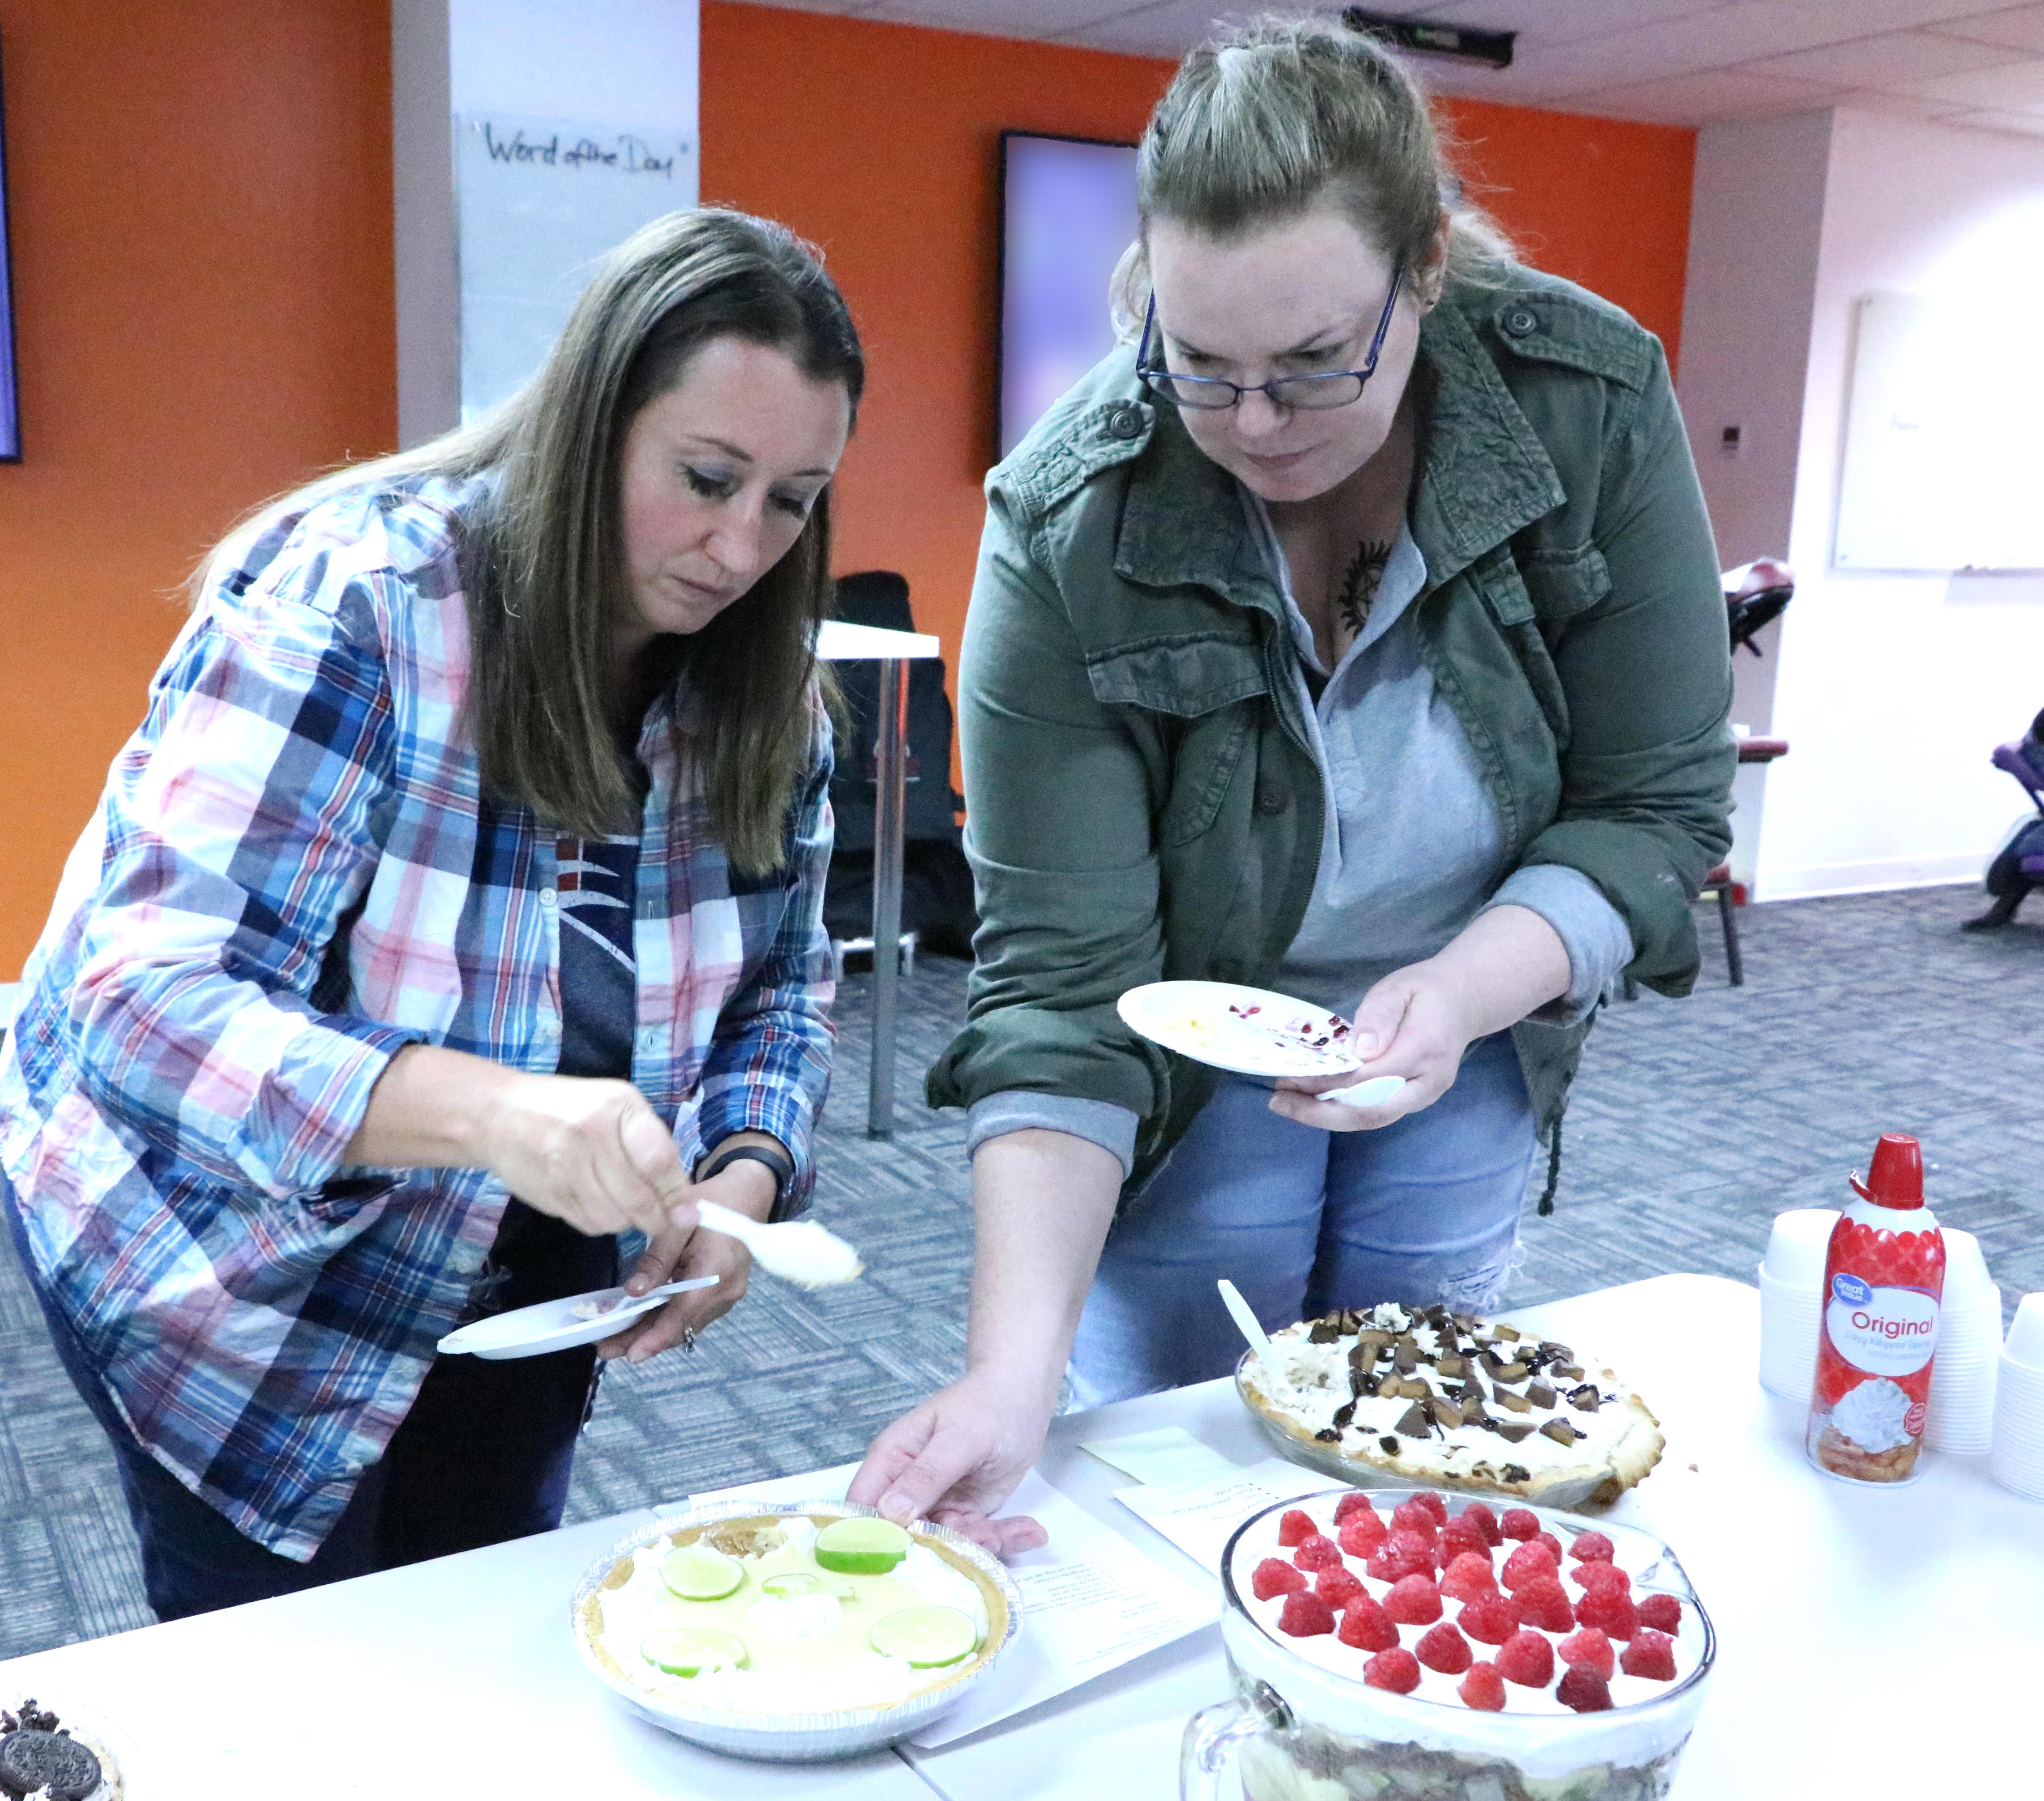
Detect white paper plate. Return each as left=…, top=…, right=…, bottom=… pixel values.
left=1117, top=980, right=1367, bottom=1080
left=437, top=1276, right=720, bottom=1361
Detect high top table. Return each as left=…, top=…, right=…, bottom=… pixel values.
left=5, top=1275, right=2033, bottom=1797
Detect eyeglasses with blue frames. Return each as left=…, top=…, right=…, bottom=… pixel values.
left=1135, top=263, right=1406, bottom=412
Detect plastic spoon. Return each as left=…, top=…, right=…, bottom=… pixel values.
left=694, top=1198, right=865, bottom=1288
left=1315, top=1074, right=1409, bottom=1109
left=1217, top=1278, right=1293, bottom=1396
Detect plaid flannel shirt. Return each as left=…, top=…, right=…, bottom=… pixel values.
left=0, top=475, right=834, bottom=1561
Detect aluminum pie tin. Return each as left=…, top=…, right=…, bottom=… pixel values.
left=570, top=1498, right=1022, bottom=1763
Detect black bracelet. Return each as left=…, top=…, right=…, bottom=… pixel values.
left=695, top=1140, right=794, bottom=1203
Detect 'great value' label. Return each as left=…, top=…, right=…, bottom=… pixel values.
left=1825, top=1275, right=1939, bottom=1377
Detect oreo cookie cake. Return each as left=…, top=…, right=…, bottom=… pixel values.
left=0, top=1701, right=120, bottom=1801
left=1239, top=1303, right=1664, bottom=1510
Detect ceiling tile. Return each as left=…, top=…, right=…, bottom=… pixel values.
left=1559, top=67, right=1845, bottom=126
left=870, top=0, right=1145, bottom=39
left=1927, top=4, right=2044, bottom=52
left=1738, top=27, right=2036, bottom=85
left=1057, top=1, right=1258, bottom=59
left=1897, top=54, right=2044, bottom=105
left=722, top=0, right=886, bottom=15
left=1392, top=0, right=1732, bottom=50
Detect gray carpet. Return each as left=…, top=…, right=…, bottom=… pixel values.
left=2, top=884, right=2039, bottom=1656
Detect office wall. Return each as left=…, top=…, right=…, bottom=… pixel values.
left=0, top=0, right=396, bottom=974
left=1756, top=110, right=2044, bottom=900
left=701, top=1, right=1699, bottom=733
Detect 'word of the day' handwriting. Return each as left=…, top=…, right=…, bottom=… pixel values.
left=481, top=123, right=678, bottom=178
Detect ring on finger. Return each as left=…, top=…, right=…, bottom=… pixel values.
left=682, top=1325, right=697, bottom=1353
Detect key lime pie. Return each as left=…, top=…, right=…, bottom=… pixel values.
left=1239, top=1304, right=1664, bottom=1510
left=576, top=1508, right=1013, bottom=1742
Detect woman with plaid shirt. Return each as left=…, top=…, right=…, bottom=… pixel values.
left=0, top=211, right=859, bottom=1616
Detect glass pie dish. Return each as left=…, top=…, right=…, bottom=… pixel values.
left=1183, top=1489, right=1715, bottom=1801
left=571, top=1498, right=1021, bottom=1762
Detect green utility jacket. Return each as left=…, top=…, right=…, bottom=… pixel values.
left=928, top=265, right=1735, bottom=1198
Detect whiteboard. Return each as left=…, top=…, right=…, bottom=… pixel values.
left=455, top=112, right=698, bottom=422
left=1834, top=291, right=2044, bottom=571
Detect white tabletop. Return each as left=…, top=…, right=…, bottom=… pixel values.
left=817, top=620, right=941, bottom=662
left=5, top=1275, right=2033, bottom=1798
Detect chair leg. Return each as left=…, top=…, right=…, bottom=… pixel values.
left=1718, top=884, right=1744, bottom=987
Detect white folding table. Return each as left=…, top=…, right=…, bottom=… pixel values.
left=816, top=618, right=942, bottom=1138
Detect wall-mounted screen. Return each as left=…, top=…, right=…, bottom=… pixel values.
left=0, top=42, right=19, bottom=461
left=998, top=133, right=1137, bottom=462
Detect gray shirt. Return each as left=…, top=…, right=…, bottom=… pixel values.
left=967, top=496, right=1635, bottom=1176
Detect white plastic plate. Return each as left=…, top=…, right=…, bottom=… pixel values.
left=437, top=1275, right=720, bottom=1361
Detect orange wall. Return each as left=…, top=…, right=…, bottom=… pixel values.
left=0, top=0, right=396, bottom=971
left=0, top=2, right=1695, bottom=972
left=702, top=2, right=1698, bottom=785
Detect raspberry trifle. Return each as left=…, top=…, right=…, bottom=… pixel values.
left=1185, top=1489, right=1714, bottom=1801
left=1238, top=1304, right=1665, bottom=1509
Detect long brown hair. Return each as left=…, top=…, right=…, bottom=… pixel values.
left=210, top=209, right=863, bottom=872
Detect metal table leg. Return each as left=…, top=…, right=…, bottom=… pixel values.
left=867, top=658, right=909, bottom=1137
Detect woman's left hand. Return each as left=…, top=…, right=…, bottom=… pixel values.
left=1268, top=960, right=1478, bottom=1133
left=1267, top=905, right=1574, bottom=1134
left=594, top=1147, right=779, bottom=1363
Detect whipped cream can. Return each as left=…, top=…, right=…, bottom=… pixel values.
left=1806, top=1134, right=1944, bottom=1485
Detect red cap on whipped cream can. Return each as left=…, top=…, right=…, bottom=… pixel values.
left=1806, top=1134, right=1945, bottom=1484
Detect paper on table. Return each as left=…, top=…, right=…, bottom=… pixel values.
left=1113, top=1457, right=1335, bottom=1576
left=1080, top=1426, right=1243, bottom=1488
left=906, top=1469, right=1219, bottom=1748
left=689, top=1461, right=860, bottom=1507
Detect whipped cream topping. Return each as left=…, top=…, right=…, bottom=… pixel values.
left=596, top=1515, right=989, bottom=1716
left=1829, top=1375, right=1915, bottom=1453
left=1230, top=1493, right=1705, bottom=1716
left=1244, top=1305, right=1650, bottom=1480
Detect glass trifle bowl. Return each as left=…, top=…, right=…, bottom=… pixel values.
left=1183, top=1489, right=1714, bottom=1801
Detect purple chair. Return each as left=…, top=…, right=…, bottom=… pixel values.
left=1966, top=734, right=2044, bottom=930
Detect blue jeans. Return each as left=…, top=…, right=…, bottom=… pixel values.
left=1068, top=1033, right=1537, bottom=1408
left=3, top=1172, right=612, bottom=1621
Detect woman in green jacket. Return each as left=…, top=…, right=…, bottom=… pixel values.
left=851, top=17, right=1733, bottom=1551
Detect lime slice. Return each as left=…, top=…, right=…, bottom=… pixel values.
left=871, top=1605, right=978, bottom=1669
left=641, top=1627, right=748, bottom=1677
left=814, top=1517, right=912, bottom=1576
left=660, top=1543, right=744, bottom=1602
left=760, top=1571, right=824, bottom=1599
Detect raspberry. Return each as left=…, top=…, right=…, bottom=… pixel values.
left=1333, top=1492, right=1377, bottom=1526
left=1456, top=1594, right=1522, bottom=1646
left=1383, top=1574, right=1444, bottom=1624
left=1460, top=1502, right=1504, bottom=1546
left=1557, top=1665, right=1615, bottom=1712
left=1500, top=1508, right=1540, bottom=1541
left=1637, top=1593, right=1683, bottom=1635
left=1440, top=1551, right=1498, bottom=1603
left=1514, top=1574, right=1575, bottom=1633
left=1496, top=1627, right=1555, bottom=1687
left=1278, top=1591, right=1337, bottom=1637
left=1535, top=1531, right=1565, bottom=1565
left=1366, top=1536, right=1435, bottom=1583
left=1568, top=1530, right=1615, bottom=1564
left=1557, top=1626, right=1614, bottom=1679
left=1572, top=1560, right=1631, bottom=1596
left=1391, top=1497, right=1439, bottom=1539
left=1620, top=1629, right=1678, bottom=1680
left=1293, top=1534, right=1343, bottom=1572
left=1415, top=1623, right=1474, bottom=1674
left=1389, top=1528, right=1438, bottom=1566
left=1438, top=1520, right=1486, bottom=1564
left=1338, top=1510, right=1389, bottom=1558
left=1315, top=1566, right=1365, bottom=1609
left=1277, top=1509, right=1317, bottom=1548
left=1458, top=1661, right=1507, bottom=1711
left=1338, top=1596, right=1400, bottom=1651
left=1411, top=1490, right=1448, bottom=1525
left=1502, top=1541, right=1559, bottom=1590
left=1576, top=1587, right=1638, bottom=1640
left=1251, top=1558, right=1307, bottom=1601
left=1364, top=1647, right=1422, bottom=1694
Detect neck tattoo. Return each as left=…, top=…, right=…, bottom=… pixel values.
left=1335, top=538, right=1395, bottom=640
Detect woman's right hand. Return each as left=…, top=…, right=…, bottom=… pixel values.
left=347, top=1045, right=683, bottom=1241
left=472, top=1070, right=687, bottom=1239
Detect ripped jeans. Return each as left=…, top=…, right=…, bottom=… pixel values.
left=1067, top=1033, right=1538, bottom=1410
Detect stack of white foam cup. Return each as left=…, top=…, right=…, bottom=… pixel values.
left=1925, top=1229, right=2001, bottom=1454
left=1990, top=1294, right=2044, bottom=1501
left=1758, top=1208, right=1839, bottom=1400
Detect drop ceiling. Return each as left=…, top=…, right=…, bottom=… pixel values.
left=738, top=0, right=2044, bottom=133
